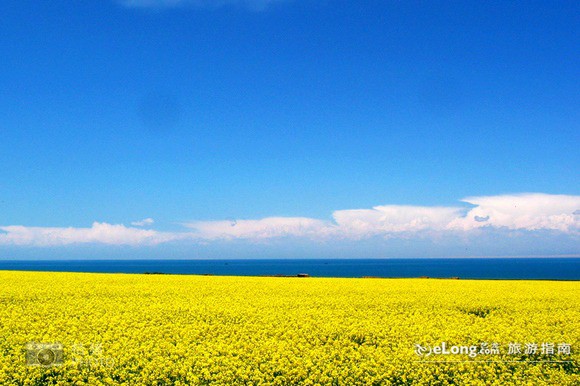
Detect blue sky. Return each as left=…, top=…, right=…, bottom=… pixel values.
left=0, top=0, right=578, bottom=259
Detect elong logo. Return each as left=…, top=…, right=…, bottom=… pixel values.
left=414, top=342, right=495, bottom=358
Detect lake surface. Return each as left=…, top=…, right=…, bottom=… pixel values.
left=0, top=258, right=578, bottom=280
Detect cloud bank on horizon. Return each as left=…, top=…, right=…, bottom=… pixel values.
left=0, top=193, right=578, bottom=248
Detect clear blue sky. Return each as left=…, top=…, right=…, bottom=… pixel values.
left=0, top=1, right=578, bottom=259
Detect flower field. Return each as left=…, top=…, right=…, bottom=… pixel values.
left=0, top=271, right=578, bottom=385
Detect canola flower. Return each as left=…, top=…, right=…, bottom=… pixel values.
left=0, top=271, right=578, bottom=385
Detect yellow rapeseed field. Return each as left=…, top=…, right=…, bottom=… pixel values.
left=0, top=271, right=578, bottom=385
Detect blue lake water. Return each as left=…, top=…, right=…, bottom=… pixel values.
left=0, top=258, right=578, bottom=280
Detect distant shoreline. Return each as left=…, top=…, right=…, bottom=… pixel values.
left=0, top=258, right=578, bottom=280
left=1, top=270, right=579, bottom=282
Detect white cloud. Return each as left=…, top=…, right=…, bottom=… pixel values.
left=184, top=217, right=328, bottom=240
left=184, top=193, right=579, bottom=240
left=0, top=193, right=578, bottom=247
left=131, top=218, right=155, bottom=227
left=331, top=205, right=465, bottom=239
left=0, top=222, right=178, bottom=247
left=118, top=0, right=287, bottom=11
left=448, top=193, right=580, bottom=233
left=182, top=194, right=579, bottom=240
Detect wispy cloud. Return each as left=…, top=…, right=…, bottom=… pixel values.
left=118, top=0, right=288, bottom=11
left=0, top=193, right=578, bottom=247
left=330, top=205, right=465, bottom=239
left=131, top=218, right=155, bottom=227
left=185, top=217, right=328, bottom=240
left=0, top=222, right=178, bottom=247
